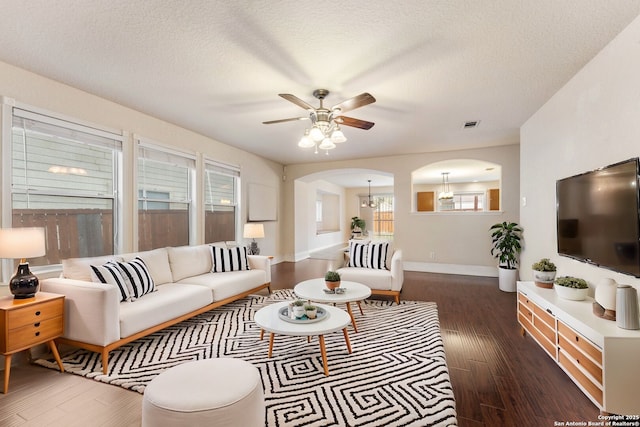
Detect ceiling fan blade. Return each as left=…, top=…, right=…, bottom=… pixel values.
left=279, top=94, right=315, bottom=111
left=331, top=93, right=376, bottom=114
left=262, top=117, right=309, bottom=125
left=334, top=116, right=375, bottom=130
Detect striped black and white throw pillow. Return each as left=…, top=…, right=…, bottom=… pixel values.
left=367, top=242, right=390, bottom=270
left=348, top=241, right=368, bottom=268
left=90, top=262, right=134, bottom=302
left=117, top=257, right=156, bottom=299
left=211, top=246, right=250, bottom=272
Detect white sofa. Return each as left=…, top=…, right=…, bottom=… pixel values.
left=337, top=247, right=403, bottom=303
left=41, top=244, right=271, bottom=374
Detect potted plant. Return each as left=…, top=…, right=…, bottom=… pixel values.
left=554, top=276, right=589, bottom=301
left=304, top=303, right=318, bottom=319
left=291, top=299, right=306, bottom=318
left=350, top=216, right=366, bottom=238
left=490, top=221, right=523, bottom=292
left=532, top=258, right=557, bottom=288
left=325, top=270, right=341, bottom=290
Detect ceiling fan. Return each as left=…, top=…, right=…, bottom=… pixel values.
left=263, top=89, right=376, bottom=151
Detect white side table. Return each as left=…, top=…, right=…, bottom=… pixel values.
left=294, top=279, right=371, bottom=332
left=254, top=301, right=351, bottom=376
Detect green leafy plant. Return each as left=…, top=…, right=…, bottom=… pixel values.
left=554, top=276, right=588, bottom=289
left=351, top=216, right=365, bottom=231
left=325, top=271, right=341, bottom=282
left=292, top=299, right=305, bottom=306
left=532, top=258, right=557, bottom=272
left=304, top=303, right=317, bottom=311
left=490, top=221, right=523, bottom=270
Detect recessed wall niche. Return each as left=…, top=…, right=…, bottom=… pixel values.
left=412, top=159, right=502, bottom=213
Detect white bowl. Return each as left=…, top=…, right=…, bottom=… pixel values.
left=554, top=285, right=589, bottom=301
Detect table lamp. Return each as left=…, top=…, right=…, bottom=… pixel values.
left=243, top=223, right=264, bottom=255
left=0, top=227, right=46, bottom=299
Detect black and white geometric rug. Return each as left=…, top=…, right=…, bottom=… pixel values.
left=36, top=290, right=458, bottom=426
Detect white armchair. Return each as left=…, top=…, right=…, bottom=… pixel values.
left=337, top=249, right=403, bottom=303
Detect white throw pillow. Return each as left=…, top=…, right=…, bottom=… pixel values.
left=211, top=246, right=250, bottom=273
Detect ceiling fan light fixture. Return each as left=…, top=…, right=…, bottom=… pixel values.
left=298, top=130, right=315, bottom=148
left=330, top=128, right=346, bottom=143
left=309, top=126, right=324, bottom=142
left=319, top=138, right=336, bottom=150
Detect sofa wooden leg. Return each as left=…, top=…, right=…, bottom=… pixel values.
left=102, top=350, right=109, bottom=375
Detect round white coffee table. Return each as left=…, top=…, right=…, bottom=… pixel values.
left=254, top=301, right=352, bottom=376
left=294, top=279, right=371, bottom=333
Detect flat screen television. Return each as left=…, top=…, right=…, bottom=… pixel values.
left=556, top=158, right=640, bottom=277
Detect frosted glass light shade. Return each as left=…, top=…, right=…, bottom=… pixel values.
left=319, top=138, right=336, bottom=150
left=330, top=129, right=346, bottom=143
left=309, top=126, right=324, bottom=142
left=298, top=131, right=315, bottom=148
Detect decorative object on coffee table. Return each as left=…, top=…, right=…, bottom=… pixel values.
left=304, top=303, right=318, bottom=319
left=0, top=227, right=47, bottom=299
left=554, top=276, right=589, bottom=301
left=532, top=258, right=556, bottom=288
left=324, top=270, right=341, bottom=290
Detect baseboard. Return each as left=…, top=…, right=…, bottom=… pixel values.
left=403, top=261, right=498, bottom=277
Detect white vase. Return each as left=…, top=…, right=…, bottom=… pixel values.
left=498, top=267, right=518, bottom=292
left=292, top=305, right=305, bottom=319
left=554, top=285, right=589, bottom=301
left=534, top=270, right=556, bottom=288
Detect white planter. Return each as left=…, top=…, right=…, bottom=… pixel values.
left=498, top=267, right=518, bottom=292
left=534, top=270, right=556, bottom=282
left=554, top=285, right=589, bottom=301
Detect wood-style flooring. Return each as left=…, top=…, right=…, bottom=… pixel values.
left=0, top=259, right=598, bottom=426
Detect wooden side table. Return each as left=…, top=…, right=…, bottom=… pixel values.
left=0, top=292, right=65, bottom=393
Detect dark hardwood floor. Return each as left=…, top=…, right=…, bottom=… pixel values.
left=1, top=259, right=599, bottom=426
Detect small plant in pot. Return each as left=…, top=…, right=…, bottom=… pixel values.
left=554, top=276, right=589, bottom=301
left=304, top=303, right=318, bottom=319
left=351, top=216, right=366, bottom=238
left=291, top=299, right=306, bottom=318
left=325, top=270, right=341, bottom=291
left=532, top=258, right=557, bottom=288
left=490, top=221, right=523, bottom=292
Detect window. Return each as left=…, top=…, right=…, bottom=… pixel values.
left=372, top=194, right=394, bottom=238
left=11, top=108, right=122, bottom=265
left=137, top=142, right=194, bottom=251
left=204, top=160, right=239, bottom=243
left=450, top=192, right=485, bottom=211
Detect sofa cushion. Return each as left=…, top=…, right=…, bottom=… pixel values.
left=178, top=270, right=266, bottom=302
left=168, top=245, right=213, bottom=282
left=117, top=257, right=156, bottom=299
left=367, top=242, right=390, bottom=270
left=337, top=267, right=393, bottom=291
left=211, top=246, right=250, bottom=273
left=348, top=241, right=368, bottom=268
left=118, top=283, right=213, bottom=338
left=63, top=255, right=124, bottom=281
left=122, top=248, right=173, bottom=286
left=90, top=262, right=134, bottom=302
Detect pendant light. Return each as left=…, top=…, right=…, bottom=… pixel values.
left=361, top=180, right=376, bottom=208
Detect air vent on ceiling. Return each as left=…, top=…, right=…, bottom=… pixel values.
left=463, top=120, right=480, bottom=129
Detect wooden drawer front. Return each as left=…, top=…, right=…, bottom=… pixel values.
left=533, top=305, right=554, bottom=329
left=558, top=335, right=602, bottom=384
left=557, top=321, right=602, bottom=365
left=518, top=302, right=533, bottom=322
left=533, top=316, right=556, bottom=344
left=518, top=293, right=534, bottom=311
left=559, top=350, right=603, bottom=406
left=5, top=316, right=63, bottom=352
left=6, top=299, right=63, bottom=329
left=523, top=316, right=556, bottom=357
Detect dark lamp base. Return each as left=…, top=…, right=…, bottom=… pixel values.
left=9, top=262, right=39, bottom=299
left=249, top=241, right=260, bottom=255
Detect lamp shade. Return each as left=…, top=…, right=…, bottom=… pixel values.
left=243, top=223, right=265, bottom=239
left=0, top=227, right=46, bottom=259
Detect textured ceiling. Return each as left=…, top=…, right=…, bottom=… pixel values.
left=0, top=1, right=639, bottom=168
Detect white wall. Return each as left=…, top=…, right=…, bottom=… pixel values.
left=0, top=60, right=283, bottom=266
left=284, top=144, right=520, bottom=275
left=521, top=15, right=640, bottom=292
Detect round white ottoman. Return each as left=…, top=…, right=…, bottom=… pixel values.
left=142, top=358, right=264, bottom=427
